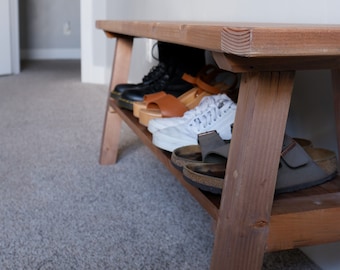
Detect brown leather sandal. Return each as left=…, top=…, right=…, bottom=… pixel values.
left=133, top=91, right=167, bottom=118
left=138, top=67, right=238, bottom=126
left=133, top=65, right=224, bottom=119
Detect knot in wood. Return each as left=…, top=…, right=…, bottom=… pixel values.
left=253, top=220, right=268, bottom=228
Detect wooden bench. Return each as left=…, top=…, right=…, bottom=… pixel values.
left=96, top=20, right=340, bottom=270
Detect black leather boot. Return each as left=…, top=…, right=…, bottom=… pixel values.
left=111, top=62, right=168, bottom=100
left=117, top=64, right=194, bottom=110
left=111, top=42, right=206, bottom=103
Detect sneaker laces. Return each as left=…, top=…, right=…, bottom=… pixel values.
left=183, top=94, right=228, bottom=119
left=182, top=95, right=219, bottom=119
left=189, top=97, right=235, bottom=132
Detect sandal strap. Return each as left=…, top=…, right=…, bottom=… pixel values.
left=281, top=135, right=309, bottom=168
left=276, top=135, right=337, bottom=194
left=182, top=73, right=221, bottom=94
left=181, top=65, right=221, bottom=84
left=146, top=94, right=188, bottom=117
left=143, top=91, right=167, bottom=103
left=181, top=73, right=198, bottom=84
left=197, top=130, right=230, bottom=163
left=196, top=77, right=221, bottom=94
left=181, top=65, right=238, bottom=95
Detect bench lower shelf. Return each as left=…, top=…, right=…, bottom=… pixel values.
left=109, top=98, right=340, bottom=252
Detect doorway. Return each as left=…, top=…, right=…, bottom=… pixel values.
left=19, top=1, right=80, bottom=62
left=0, top=0, right=19, bottom=76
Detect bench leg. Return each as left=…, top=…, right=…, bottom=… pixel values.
left=331, top=69, right=340, bottom=159
left=210, top=71, right=295, bottom=269
left=99, top=36, right=133, bottom=165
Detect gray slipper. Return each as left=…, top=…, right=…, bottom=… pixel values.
left=183, top=135, right=337, bottom=194
left=171, top=130, right=311, bottom=171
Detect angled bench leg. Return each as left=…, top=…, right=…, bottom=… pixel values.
left=210, top=71, right=295, bottom=270
left=99, top=36, right=133, bottom=165
left=331, top=69, right=340, bottom=159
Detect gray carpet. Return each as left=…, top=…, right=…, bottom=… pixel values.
left=0, top=60, right=321, bottom=269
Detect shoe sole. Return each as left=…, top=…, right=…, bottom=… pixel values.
left=182, top=162, right=224, bottom=194
left=117, top=96, right=134, bottom=111
left=171, top=145, right=202, bottom=170
left=152, top=131, right=197, bottom=152
left=111, top=91, right=121, bottom=101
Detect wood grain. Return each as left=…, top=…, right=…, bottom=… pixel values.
left=96, top=21, right=340, bottom=57
left=99, top=36, right=133, bottom=165
left=210, top=71, right=295, bottom=269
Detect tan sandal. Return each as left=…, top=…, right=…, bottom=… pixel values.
left=133, top=65, right=234, bottom=119
left=138, top=67, right=238, bottom=126
left=133, top=91, right=167, bottom=118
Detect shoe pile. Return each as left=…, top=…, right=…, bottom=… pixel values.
left=111, top=41, right=338, bottom=196
left=112, top=41, right=207, bottom=110
left=117, top=64, right=196, bottom=110
left=111, top=62, right=168, bottom=102
left=150, top=94, right=236, bottom=152
left=134, top=65, right=238, bottom=127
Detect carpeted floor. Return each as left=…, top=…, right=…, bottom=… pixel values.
left=0, top=60, right=321, bottom=269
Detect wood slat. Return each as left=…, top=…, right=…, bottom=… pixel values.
left=210, top=71, right=295, bottom=269
left=213, top=52, right=340, bottom=72
left=268, top=192, right=340, bottom=251
left=221, top=25, right=340, bottom=57
left=96, top=20, right=224, bottom=52
left=96, top=20, right=340, bottom=57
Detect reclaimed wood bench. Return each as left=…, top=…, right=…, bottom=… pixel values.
left=96, top=20, right=340, bottom=270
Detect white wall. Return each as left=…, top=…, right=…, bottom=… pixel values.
left=0, top=0, right=12, bottom=75
left=80, top=0, right=157, bottom=85
left=80, top=0, right=111, bottom=84
left=10, top=0, right=20, bottom=74
left=82, top=1, right=340, bottom=269
left=20, top=0, right=80, bottom=60
left=106, top=0, right=339, bottom=24
left=0, top=0, right=19, bottom=75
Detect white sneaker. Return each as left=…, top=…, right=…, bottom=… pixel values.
left=152, top=95, right=236, bottom=152
left=148, top=94, right=226, bottom=134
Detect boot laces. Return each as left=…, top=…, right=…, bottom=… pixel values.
left=142, top=62, right=167, bottom=83
left=148, top=73, right=171, bottom=92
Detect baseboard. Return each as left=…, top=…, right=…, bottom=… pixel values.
left=21, top=49, right=81, bottom=60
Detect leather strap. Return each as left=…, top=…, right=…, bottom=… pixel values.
left=143, top=91, right=167, bottom=103
left=197, top=130, right=230, bottom=163
left=181, top=65, right=238, bottom=95
left=281, top=135, right=309, bottom=168
left=146, top=94, right=188, bottom=117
